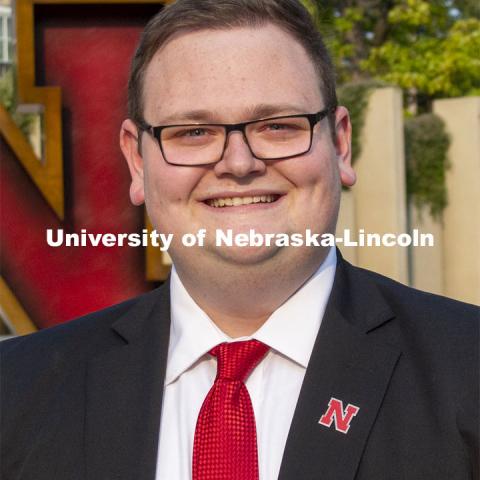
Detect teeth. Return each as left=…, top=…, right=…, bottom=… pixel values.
left=208, top=195, right=277, bottom=208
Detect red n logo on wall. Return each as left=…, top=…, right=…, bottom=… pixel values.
left=318, top=397, right=360, bottom=434
left=0, top=1, right=169, bottom=333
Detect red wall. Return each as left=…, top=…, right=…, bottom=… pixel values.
left=1, top=4, right=162, bottom=328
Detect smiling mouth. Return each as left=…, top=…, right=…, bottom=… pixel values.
left=206, top=194, right=281, bottom=208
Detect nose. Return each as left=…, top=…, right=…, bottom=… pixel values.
left=213, top=131, right=266, bottom=178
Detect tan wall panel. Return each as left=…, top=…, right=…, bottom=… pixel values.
left=337, top=189, right=357, bottom=265
left=434, top=97, right=480, bottom=304
left=410, top=204, right=444, bottom=295
left=352, top=87, right=408, bottom=284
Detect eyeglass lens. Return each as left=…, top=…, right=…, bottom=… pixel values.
left=160, top=116, right=312, bottom=165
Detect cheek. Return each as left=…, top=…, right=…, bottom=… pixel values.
left=288, top=151, right=340, bottom=197
left=144, top=163, right=195, bottom=206
left=282, top=153, right=341, bottom=229
left=142, top=162, right=208, bottom=235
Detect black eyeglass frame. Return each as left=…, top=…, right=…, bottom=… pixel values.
left=137, top=106, right=337, bottom=167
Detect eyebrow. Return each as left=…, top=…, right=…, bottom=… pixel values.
left=156, top=103, right=311, bottom=125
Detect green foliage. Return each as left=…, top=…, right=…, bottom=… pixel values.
left=404, top=114, right=450, bottom=218
left=337, top=80, right=385, bottom=164
left=455, top=0, right=480, bottom=18
left=0, top=68, right=16, bottom=112
left=300, top=0, right=475, bottom=215
left=0, top=68, right=34, bottom=137
left=363, top=15, right=480, bottom=100
left=303, top=0, right=480, bottom=106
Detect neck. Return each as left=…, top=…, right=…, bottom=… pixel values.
left=173, top=247, right=329, bottom=337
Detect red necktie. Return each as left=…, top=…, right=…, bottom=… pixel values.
left=192, top=340, right=270, bottom=480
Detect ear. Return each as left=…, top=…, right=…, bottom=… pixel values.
left=120, top=119, right=145, bottom=205
left=333, top=106, right=356, bottom=187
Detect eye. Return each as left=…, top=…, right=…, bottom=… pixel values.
left=184, top=128, right=207, bottom=137
left=257, top=121, right=303, bottom=135
left=267, top=123, right=291, bottom=131
left=163, top=125, right=222, bottom=147
left=257, top=119, right=306, bottom=133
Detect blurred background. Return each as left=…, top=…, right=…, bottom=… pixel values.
left=0, top=0, right=479, bottom=337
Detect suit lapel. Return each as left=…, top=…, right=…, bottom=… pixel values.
left=279, top=256, right=402, bottom=480
left=85, top=283, right=171, bottom=480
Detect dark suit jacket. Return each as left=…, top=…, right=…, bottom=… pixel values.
left=2, top=255, right=479, bottom=480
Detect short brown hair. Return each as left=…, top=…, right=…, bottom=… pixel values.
left=128, top=0, right=337, bottom=127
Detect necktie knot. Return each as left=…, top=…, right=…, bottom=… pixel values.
left=194, top=339, right=269, bottom=479
left=209, top=340, right=269, bottom=382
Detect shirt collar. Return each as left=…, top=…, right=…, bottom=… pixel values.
left=165, top=247, right=337, bottom=385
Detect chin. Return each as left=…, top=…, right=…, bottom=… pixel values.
left=209, top=244, right=284, bottom=267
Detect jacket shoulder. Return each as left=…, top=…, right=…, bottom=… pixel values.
left=0, top=287, right=164, bottom=371
left=344, top=261, right=478, bottom=391
left=337, top=260, right=479, bottom=375
left=350, top=262, right=479, bottom=326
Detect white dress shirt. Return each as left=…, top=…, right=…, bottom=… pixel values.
left=155, top=247, right=337, bottom=480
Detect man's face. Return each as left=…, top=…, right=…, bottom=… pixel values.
left=121, top=24, right=355, bottom=269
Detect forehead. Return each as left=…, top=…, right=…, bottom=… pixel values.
left=142, top=24, right=323, bottom=122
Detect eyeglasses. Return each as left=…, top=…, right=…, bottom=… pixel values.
left=138, top=106, right=336, bottom=166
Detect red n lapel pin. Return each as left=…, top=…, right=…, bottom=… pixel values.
left=318, top=397, right=360, bottom=434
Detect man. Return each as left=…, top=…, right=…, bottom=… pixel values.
left=1, top=1, right=478, bottom=479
